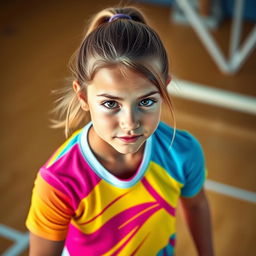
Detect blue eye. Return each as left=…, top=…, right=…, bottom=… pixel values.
left=139, top=98, right=157, bottom=107
left=102, top=101, right=119, bottom=109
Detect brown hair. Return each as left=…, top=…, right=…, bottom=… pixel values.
left=52, top=6, right=175, bottom=138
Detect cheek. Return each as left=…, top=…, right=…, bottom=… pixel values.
left=89, top=106, right=118, bottom=127
left=143, top=106, right=162, bottom=124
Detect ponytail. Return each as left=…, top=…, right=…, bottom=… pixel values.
left=52, top=6, right=175, bottom=138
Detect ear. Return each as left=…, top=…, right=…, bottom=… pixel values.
left=73, top=80, right=89, bottom=111
left=166, top=75, right=172, bottom=85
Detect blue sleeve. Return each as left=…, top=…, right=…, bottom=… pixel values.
left=180, top=133, right=206, bottom=197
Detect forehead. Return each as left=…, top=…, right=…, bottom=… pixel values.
left=87, top=65, right=159, bottom=94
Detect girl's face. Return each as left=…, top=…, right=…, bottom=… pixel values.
left=75, top=66, right=163, bottom=156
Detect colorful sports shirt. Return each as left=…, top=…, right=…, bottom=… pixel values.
left=26, top=121, right=206, bottom=256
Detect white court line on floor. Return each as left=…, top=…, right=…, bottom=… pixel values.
left=205, top=179, right=256, bottom=203
left=0, top=224, right=29, bottom=256
left=168, top=79, right=256, bottom=115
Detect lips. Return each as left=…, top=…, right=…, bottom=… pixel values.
left=117, top=135, right=142, bottom=143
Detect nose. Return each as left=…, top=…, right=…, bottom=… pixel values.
left=119, top=107, right=140, bottom=132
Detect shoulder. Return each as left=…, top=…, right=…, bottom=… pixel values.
left=151, top=122, right=205, bottom=183
left=174, top=128, right=204, bottom=164
left=38, top=126, right=99, bottom=207
left=39, top=129, right=84, bottom=192
left=44, top=129, right=82, bottom=170
left=154, top=121, right=203, bottom=155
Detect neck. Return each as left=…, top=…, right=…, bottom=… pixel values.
left=88, top=126, right=144, bottom=178
left=89, top=126, right=143, bottom=160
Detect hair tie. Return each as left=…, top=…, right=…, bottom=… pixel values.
left=109, top=14, right=132, bottom=23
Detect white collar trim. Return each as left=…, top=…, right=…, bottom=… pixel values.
left=79, top=122, right=152, bottom=188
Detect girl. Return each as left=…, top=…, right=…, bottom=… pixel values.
left=26, top=6, right=214, bottom=256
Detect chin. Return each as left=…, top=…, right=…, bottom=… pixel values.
left=113, top=144, right=143, bottom=155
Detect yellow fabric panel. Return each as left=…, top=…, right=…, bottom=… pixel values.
left=103, top=208, right=175, bottom=256
left=144, top=161, right=183, bottom=207
left=73, top=180, right=154, bottom=233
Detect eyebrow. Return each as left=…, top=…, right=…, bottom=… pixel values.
left=97, top=91, right=160, bottom=100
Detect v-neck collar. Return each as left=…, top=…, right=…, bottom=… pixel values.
left=79, top=122, right=152, bottom=188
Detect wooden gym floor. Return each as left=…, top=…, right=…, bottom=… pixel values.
left=0, top=0, right=255, bottom=255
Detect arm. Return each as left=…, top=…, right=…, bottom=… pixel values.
left=29, top=232, right=65, bottom=256
left=26, top=173, right=73, bottom=255
left=180, top=188, right=214, bottom=256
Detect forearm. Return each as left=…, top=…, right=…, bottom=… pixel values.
left=181, top=190, right=214, bottom=256
left=29, top=233, right=65, bottom=256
